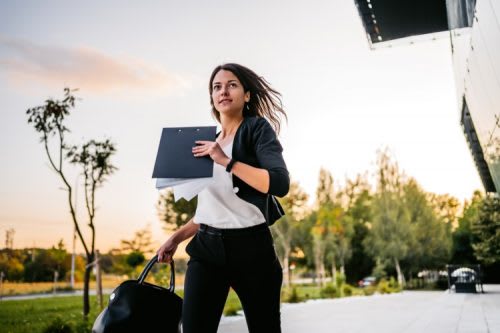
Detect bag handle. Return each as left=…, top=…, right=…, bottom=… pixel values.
left=137, top=255, right=175, bottom=293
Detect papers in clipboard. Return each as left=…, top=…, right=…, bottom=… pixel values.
left=152, top=126, right=217, bottom=201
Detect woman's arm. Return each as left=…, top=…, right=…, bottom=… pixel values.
left=193, top=141, right=271, bottom=194
left=157, top=218, right=199, bottom=263
left=224, top=159, right=270, bottom=194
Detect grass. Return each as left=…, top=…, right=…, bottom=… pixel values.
left=0, top=283, right=400, bottom=333
left=0, top=289, right=243, bottom=333
left=0, top=276, right=126, bottom=296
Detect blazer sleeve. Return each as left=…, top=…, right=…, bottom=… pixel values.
left=252, top=118, right=290, bottom=197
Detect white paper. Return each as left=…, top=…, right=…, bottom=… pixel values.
left=156, top=177, right=203, bottom=188
left=172, top=177, right=214, bottom=201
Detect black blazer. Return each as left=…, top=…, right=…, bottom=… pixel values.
left=217, top=116, right=290, bottom=226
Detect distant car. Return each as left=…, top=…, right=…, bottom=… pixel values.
left=358, top=276, right=376, bottom=288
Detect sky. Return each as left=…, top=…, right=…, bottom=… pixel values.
left=0, top=0, right=483, bottom=254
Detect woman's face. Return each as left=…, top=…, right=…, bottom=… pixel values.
left=211, top=69, right=250, bottom=117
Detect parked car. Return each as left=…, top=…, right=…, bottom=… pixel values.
left=358, top=276, right=376, bottom=288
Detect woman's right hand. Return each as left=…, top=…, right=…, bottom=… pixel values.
left=157, top=237, right=178, bottom=263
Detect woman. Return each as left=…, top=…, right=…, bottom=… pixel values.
left=157, top=63, right=289, bottom=333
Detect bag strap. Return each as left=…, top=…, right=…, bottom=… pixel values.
left=137, top=255, right=175, bottom=293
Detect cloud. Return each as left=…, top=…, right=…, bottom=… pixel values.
left=0, top=35, right=191, bottom=95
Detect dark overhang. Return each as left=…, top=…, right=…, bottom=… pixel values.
left=354, top=0, right=476, bottom=47
left=461, top=99, right=497, bottom=193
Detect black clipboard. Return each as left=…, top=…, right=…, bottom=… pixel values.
left=152, top=126, right=217, bottom=178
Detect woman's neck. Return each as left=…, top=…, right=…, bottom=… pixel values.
left=219, top=114, right=243, bottom=139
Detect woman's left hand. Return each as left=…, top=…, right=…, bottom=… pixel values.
left=193, top=141, right=230, bottom=167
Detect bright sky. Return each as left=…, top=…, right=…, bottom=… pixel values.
left=0, top=0, right=483, bottom=253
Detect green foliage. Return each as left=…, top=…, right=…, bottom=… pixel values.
left=156, top=190, right=197, bottom=232
left=342, top=284, right=354, bottom=296
left=118, top=226, right=155, bottom=255
left=364, top=150, right=412, bottom=286
left=472, top=195, right=500, bottom=265
left=282, top=286, right=302, bottom=303
left=125, top=251, right=145, bottom=268
left=42, top=317, right=73, bottom=333
left=362, top=286, right=376, bottom=296
left=320, top=283, right=337, bottom=298
left=377, top=279, right=391, bottom=294
left=223, top=304, right=240, bottom=316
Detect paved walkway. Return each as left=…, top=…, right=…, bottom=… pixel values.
left=218, top=284, right=500, bottom=333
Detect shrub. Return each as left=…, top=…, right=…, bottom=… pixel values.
left=363, top=286, right=376, bottom=296
left=224, top=303, right=241, bottom=316
left=342, top=284, right=354, bottom=297
left=42, top=317, right=73, bottom=333
left=336, top=272, right=346, bottom=297
left=287, top=286, right=302, bottom=303
left=377, top=279, right=391, bottom=294
left=320, top=283, right=337, bottom=299
left=389, top=276, right=398, bottom=289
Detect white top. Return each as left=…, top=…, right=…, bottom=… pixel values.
left=193, top=139, right=266, bottom=229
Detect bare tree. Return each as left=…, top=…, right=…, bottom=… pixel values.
left=26, top=88, right=117, bottom=318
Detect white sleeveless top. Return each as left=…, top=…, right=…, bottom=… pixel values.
left=193, top=140, right=266, bottom=229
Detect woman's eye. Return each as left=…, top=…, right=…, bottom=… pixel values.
left=230, top=83, right=237, bottom=87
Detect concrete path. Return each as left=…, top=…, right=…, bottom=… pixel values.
left=218, top=284, right=500, bottom=333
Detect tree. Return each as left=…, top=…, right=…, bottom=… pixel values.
left=26, top=88, right=117, bottom=318
left=342, top=174, right=375, bottom=284
left=365, top=149, right=411, bottom=286
left=311, top=168, right=337, bottom=286
left=157, top=190, right=197, bottom=232
left=119, top=225, right=155, bottom=255
left=451, top=191, right=483, bottom=264
left=402, top=179, right=452, bottom=275
left=274, top=181, right=309, bottom=286
left=472, top=194, right=500, bottom=265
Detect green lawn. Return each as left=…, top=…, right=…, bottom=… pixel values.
left=0, top=284, right=384, bottom=333
left=0, top=289, right=244, bottom=333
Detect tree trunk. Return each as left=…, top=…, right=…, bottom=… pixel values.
left=394, top=258, right=405, bottom=287
left=331, top=256, right=337, bottom=285
left=320, top=262, right=326, bottom=287
left=314, top=254, right=322, bottom=287
left=283, top=247, right=290, bottom=287
left=83, top=254, right=94, bottom=318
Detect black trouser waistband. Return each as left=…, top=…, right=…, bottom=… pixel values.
left=198, top=222, right=268, bottom=236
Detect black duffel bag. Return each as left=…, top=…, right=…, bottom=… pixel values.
left=92, top=255, right=183, bottom=333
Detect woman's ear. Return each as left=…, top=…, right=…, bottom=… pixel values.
left=245, top=91, right=250, bottom=103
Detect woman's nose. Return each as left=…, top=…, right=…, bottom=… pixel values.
left=220, top=85, right=229, bottom=95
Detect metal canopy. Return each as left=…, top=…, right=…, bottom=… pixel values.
left=355, top=0, right=449, bottom=45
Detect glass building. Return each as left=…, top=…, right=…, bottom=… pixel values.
left=354, top=0, right=499, bottom=193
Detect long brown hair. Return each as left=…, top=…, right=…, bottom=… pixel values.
left=208, top=63, right=287, bottom=134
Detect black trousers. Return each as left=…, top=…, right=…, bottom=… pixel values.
left=182, top=222, right=283, bottom=333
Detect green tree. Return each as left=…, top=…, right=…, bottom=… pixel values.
left=451, top=191, right=483, bottom=264
left=365, top=149, right=411, bottom=287
left=26, top=88, right=117, bottom=317
left=156, top=190, right=197, bottom=232
left=119, top=225, right=155, bottom=255
left=402, top=179, right=452, bottom=276
left=311, top=168, right=339, bottom=286
left=343, top=174, right=375, bottom=284
left=274, top=181, right=309, bottom=286
left=472, top=194, right=500, bottom=265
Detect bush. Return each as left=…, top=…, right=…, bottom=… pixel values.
left=377, top=279, right=391, bottom=294
left=42, top=317, right=73, bottom=333
left=342, top=284, right=354, bottom=297
left=363, top=286, right=376, bottom=296
left=389, top=276, right=398, bottom=289
left=223, top=303, right=241, bottom=316
left=320, top=283, right=337, bottom=298
left=287, top=287, right=302, bottom=303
